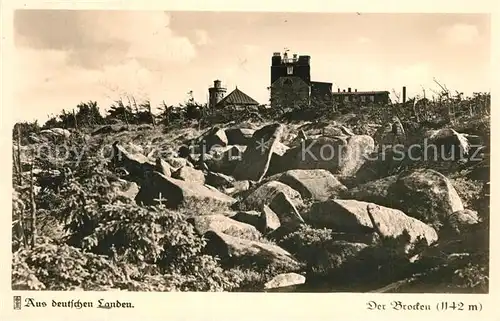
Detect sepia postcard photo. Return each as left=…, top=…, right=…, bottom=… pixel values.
left=2, top=1, right=498, bottom=320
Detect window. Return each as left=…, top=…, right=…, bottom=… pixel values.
left=344, top=96, right=349, bottom=102
left=369, top=95, right=375, bottom=102
left=287, top=66, right=294, bottom=75
left=361, top=96, right=366, bottom=103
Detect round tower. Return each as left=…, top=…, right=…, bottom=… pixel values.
left=208, top=79, right=227, bottom=108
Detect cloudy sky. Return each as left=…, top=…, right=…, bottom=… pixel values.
left=13, top=10, right=490, bottom=122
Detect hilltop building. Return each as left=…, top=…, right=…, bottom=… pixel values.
left=332, top=88, right=390, bottom=105
left=208, top=80, right=259, bottom=109
left=208, top=79, right=227, bottom=108
left=269, top=50, right=390, bottom=108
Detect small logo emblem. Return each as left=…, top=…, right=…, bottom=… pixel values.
left=13, top=296, right=22, bottom=310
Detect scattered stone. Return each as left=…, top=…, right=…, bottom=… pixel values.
left=197, top=127, right=228, bottom=152
left=203, top=231, right=299, bottom=268
left=171, top=166, right=206, bottom=185
left=225, top=127, right=255, bottom=145
left=39, top=128, right=71, bottom=140
left=224, top=180, right=252, bottom=196
left=166, top=156, right=194, bottom=170
left=277, top=169, right=348, bottom=201
left=261, top=205, right=282, bottom=233
left=264, top=273, right=306, bottom=290
left=277, top=135, right=374, bottom=178
left=268, top=192, right=305, bottom=228
left=233, top=123, right=285, bottom=182
left=155, top=157, right=172, bottom=176
left=205, top=145, right=246, bottom=175
left=344, top=175, right=399, bottom=206
left=240, top=180, right=304, bottom=211
left=110, top=179, right=140, bottom=200
left=112, top=142, right=156, bottom=183
left=189, top=214, right=261, bottom=241
left=135, top=171, right=235, bottom=208
left=205, top=171, right=235, bottom=189
left=308, top=200, right=438, bottom=247
left=366, top=203, right=438, bottom=248
left=424, top=128, right=471, bottom=158
left=230, top=211, right=262, bottom=231
left=392, top=169, right=464, bottom=227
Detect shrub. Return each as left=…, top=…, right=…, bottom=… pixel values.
left=449, top=175, right=483, bottom=209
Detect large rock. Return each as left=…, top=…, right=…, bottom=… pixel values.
left=225, top=127, right=255, bottom=146
left=110, top=179, right=140, bottom=200
left=230, top=211, right=262, bottom=231
left=166, top=156, right=194, bottom=170
left=339, top=135, right=375, bottom=177
left=308, top=199, right=373, bottom=233
left=155, top=157, right=172, bottom=176
left=351, top=149, right=409, bottom=186
left=171, top=166, right=205, bottom=185
left=346, top=169, right=465, bottom=229
left=308, top=200, right=438, bottom=247
left=297, top=122, right=354, bottom=138
left=278, top=136, right=346, bottom=173
left=204, top=231, right=300, bottom=268
left=261, top=205, right=282, bottom=233
left=205, top=145, right=246, bottom=175
left=276, top=135, right=374, bottom=178
left=223, top=180, right=252, bottom=196
left=230, top=206, right=281, bottom=233
left=268, top=192, right=305, bottom=228
left=112, top=142, right=156, bottom=182
left=373, top=116, right=406, bottom=148
left=264, top=273, right=306, bottom=290
left=366, top=203, right=438, bottom=247
left=233, top=123, right=285, bottom=182
left=277, top=169, right=347, bottom=201
left=196, top=127, right=228, bottom=153
left=39, top=128, right=71, bottom=140
left=344, top=175, right=399, bottom=206
left=135, top=171, right=235, bottom=208
left=188, top=215, right=261, bottom=241
left=391, top=169, right=464, bottom=227
left=423, top=128, right=471, bottom=160
left=239, top=180, right=304, bottom=211
left=205, top=171, right=235, bottom=189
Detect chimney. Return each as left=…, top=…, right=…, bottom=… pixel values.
left=338, top=88, right=340, bottom=92
left=355, top=89, right=357, bottom=92
left=402, top=86, right=407, bottom=103
left=343, top=89, right=346, bottom=92
left=348, top=88, right=351, bottom=93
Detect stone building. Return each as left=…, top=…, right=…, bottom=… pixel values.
left=208, top=80, right=227, bottom=108
left=270, top=51, right=332, bottom=109
left=269, top=50, right=390, bottom=109
left=208, top=80, right=259, bottom=109
left=332, top=88, right=390, bottom=105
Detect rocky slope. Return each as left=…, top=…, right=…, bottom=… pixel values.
left=13, top=116, right=490, bottom=292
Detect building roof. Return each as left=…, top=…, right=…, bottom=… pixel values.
left=217, top=87, right=259, bottom=106
left=332, top=91, right=390, bottom=95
